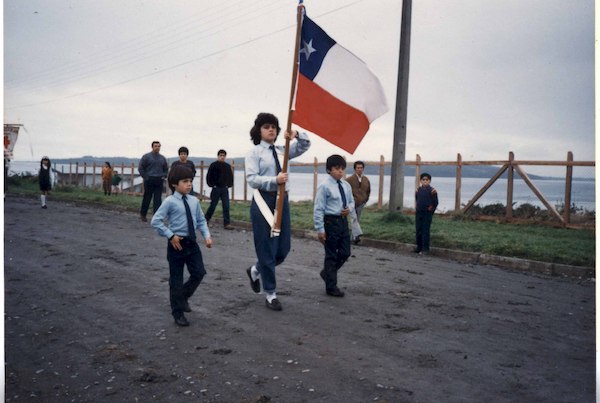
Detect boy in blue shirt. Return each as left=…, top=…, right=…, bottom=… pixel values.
left=314, top=155, right=355, bottom=297
left=415, top=172, right=438, bottom=254
left=151, top=165, right=213, bottom=326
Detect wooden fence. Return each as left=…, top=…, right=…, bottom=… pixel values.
left=57, top=151, right=594, bottom=225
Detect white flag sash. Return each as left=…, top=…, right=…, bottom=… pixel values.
left=253, top=189, right=279, bottom=237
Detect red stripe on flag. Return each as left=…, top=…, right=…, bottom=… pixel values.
left=292, top=74, right=370, bottom=154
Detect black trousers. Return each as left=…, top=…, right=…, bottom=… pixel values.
left=322, top=215, right=351, bottom=291
left=167, top=238, right=206, bottom=316
left=415, top=211, right=433, bottom=252
left=140, top=177, right=163, bottom=217
left=205, top=187, right=230, bottom=225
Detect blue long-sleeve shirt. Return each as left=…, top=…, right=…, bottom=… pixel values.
left=245, top=133, right=311, bottom=192
left=313, top=175, right=355, bottom=233
left=151, top=192, right=211, bottom=240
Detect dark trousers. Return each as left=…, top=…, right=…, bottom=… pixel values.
left=322, top=215, right=351, bottom=291
left=205, top=187, right=230, bottom=225
left=167, top=238, right=206, bottom=317
left=415, top=211, right=434, bottom=252
left=250, top=191, right=290, bottom=293
left=140, top=177, right=164, bottom=217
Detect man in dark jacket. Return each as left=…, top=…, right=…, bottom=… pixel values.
left=205, top=149, right=234, bottom=229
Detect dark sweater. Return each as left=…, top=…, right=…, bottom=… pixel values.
left=415, top=185, right=438, bottom=213
left=206, top=161, right=233, bottom=188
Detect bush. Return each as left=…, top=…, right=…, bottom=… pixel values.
left=513, top=203, right=540, bottom=218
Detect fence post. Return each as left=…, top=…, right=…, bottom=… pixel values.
left=313, top=157, right=318, bottom=202
left=199, top=160, right=205, bottom=199
left=378, top=155, right=384, bottom=209
left=564, top=151, right=573, bottom=224
left=119, top=163, right=125, bottom=193
left=455, top=153, right=462, bottom=213
left=131, top=163, right=136, bottom=195
left=75, top=162, right=79, bottom=186
left=83, top=163, right=87, bottom=187
left=230, top=160, right=235, bottom=201
left=69, top=162, right=73, bottom=185
left=506, top=152, right=514, bottom=220
left=92, top=162, right=97, bottom=189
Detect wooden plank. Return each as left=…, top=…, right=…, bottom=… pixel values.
left=564, top=152, right=573, bottom=224
left=514, top=164, right=565, bottom=224
left=455, top=153, right=462, bottom=212
left=506, top=152, right=514, bottom=219
left=462, top=164, right=509, bottom=213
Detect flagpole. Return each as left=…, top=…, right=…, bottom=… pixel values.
left=273, top=2, right=304, bottom=236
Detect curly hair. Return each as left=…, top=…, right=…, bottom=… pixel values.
left=249, top=112, right=281, bottom=145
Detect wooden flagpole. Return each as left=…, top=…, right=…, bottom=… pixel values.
left=273, top=3, right=304, bottom=236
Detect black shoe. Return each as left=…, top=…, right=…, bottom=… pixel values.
left=265, top=298, right=282, bottom=311
left=246, top=267, right=260, bottom=293
left=224, top=224, right=234, bottom=230
left=319, top=270, right=326, bottom=282
left=326, top=288, right=345, bottom=297
left=174, top=314, right=190, bottom=327
left=353, top=236, right=361, bottom=245
left=42, top=205, right=47, bottom=209
left=183, top=300, right=192, bottom=312
left=414, top=248, right=422, bottom=254
left=140, top=215, right=147, bottom=222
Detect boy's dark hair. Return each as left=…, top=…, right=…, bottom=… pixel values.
left=250, top=113, right=281, bottom=145
left=151, top=141, right=160, bottom=147
left=217, top=149, right=227, bottom=156
left=168, top=165, right=194, bottom=187
left=420, top=173, right=432, bottom=180
left=326, top=154, right=346, bottom=172
left=178, top=146, right=189, bottom=155
left=353, top=160, right=364, bottom=169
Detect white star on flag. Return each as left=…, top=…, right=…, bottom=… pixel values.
left=299, top=39, right=316, bottom=61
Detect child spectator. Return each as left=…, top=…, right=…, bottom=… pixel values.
left=415, top=173, right=438, bottom=254
left=111, top=170, right=122, bottom=194
left=38, top=156, right=53, bottom=209
left=151, top=165, right=212, bottom=327
left=313, top=154, right=354, bottom=297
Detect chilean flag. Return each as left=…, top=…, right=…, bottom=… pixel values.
left=292, top=14, right=388, bottom=154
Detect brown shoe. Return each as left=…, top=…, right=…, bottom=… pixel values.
left=223, top=224, right=234, bottom=230
left=140, top=215, right=148, bottom=222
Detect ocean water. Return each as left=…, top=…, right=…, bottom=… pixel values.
left=8, top=160, right=595, bottom=212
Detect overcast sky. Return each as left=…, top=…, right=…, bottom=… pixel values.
left=3, top=0, right=596, bottom=175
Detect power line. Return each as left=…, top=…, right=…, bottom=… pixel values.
left=5, top=0, right=367, bottom=110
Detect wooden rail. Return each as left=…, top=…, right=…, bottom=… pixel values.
left=56, top=152, right=594, bottom=225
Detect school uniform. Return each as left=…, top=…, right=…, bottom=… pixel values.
left=245, top=133, right=310, bottom=300
left=415, top=185, right=438, bottom=252
left=314, top=175, right=354, bottom=294
left=151, top=192, right=211, bottom=320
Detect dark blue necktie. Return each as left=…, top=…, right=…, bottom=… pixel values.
left=337, top=180, right=347, bottom=208
left=270, top=145, right=282, bottom=174
left=182, top=195, right=196, bottom=240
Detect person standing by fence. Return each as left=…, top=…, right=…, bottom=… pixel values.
left=38, top=156, right=53, bottom=209
left=204, top=149, right=234, bottom=230
left=415, top=173, right=438, bottom=254
left=138, top=141, right=168, bottom=222
left=170, top=146, right=196, bottom=194
left=101, top=162, right=113, bottom=196
left=346, top=160, right=370, bottom=244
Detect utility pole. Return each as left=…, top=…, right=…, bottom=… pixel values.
left=389, top=0, right=412, bottom=212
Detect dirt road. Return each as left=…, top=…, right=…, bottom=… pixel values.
left=4, top=195, right=595, bottom=402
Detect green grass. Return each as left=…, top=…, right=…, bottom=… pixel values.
left=7, top=178, right=595, bottom=267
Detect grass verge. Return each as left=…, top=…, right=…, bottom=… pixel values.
left=7, top=179, right=595, bottom=267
